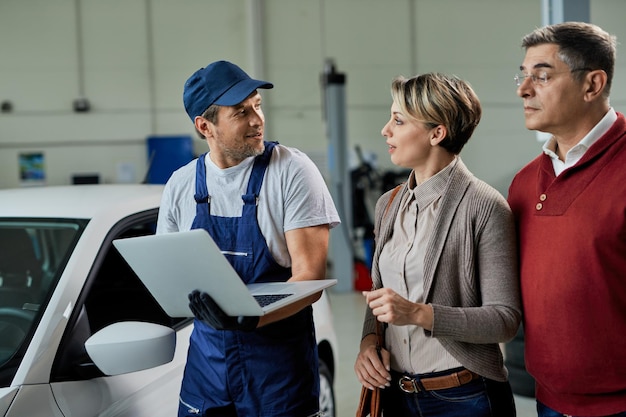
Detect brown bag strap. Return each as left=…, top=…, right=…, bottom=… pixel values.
left=383, top=184, right=402, bottom=217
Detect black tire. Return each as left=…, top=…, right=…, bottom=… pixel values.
left=319, top=359, right=336, bottom=417
left=504, top=339, right=525, bottom=367
left=508, top=365, right=536, bottom=398
left=504, top=324, right=536, bottom=398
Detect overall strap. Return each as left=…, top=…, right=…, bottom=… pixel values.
left=194, top=153, right=209, bottom=204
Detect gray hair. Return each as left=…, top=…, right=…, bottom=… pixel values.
left=522, top=22, right=617, bottom=97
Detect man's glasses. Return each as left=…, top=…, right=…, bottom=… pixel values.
left=514, top=68, right=592, bottom=86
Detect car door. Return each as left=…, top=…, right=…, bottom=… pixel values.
left=45, top=212, right=191, bottom=417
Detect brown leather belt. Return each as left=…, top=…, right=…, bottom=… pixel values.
left=398, top=369, right=480, bottom=393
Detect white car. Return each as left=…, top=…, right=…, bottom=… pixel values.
left=0, top=184, right=338, bottom=417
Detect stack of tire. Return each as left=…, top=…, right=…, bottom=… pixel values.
left=504, top=324, right=536, bottom=398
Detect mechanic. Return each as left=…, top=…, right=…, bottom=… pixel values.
left=156, top=60, right=340, bottom=417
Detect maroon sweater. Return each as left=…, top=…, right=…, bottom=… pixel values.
left=508, top=113, right=626, bottom=416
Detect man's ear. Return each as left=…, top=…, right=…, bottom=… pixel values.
left=583, top=69, right=608, bottom=102
left=194, top=116, right=213, bottom=139
left=430, top=125, right=448, bottom=146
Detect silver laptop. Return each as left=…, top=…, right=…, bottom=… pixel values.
left=113, top=229, right=337, bottom=317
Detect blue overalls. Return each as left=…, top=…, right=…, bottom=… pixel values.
left=178, top=142, right=320, bottom=417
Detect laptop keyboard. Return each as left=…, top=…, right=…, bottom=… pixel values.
left=253, top=293, right=293, bottom=307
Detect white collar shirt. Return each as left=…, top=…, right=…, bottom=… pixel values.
left=542, top=108, right=617, bottom=176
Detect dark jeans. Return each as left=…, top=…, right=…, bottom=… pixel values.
left=382, top=368, right=516, bottom=417
left=537, top=401, right=626, bottom=417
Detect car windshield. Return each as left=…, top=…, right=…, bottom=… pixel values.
left=0, top=218, right=87, bottom=369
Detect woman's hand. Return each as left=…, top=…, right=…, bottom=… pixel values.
left=364, top=288, right=434, bottom=330
left=354, top=333, right=391, bottom=390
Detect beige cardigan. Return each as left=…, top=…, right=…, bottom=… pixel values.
left=361, top=159, right=521, bottom=382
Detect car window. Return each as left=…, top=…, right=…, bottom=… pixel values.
left=51, top=212, right=188, bottom=382
left=0, top=219, right=85, bottom=384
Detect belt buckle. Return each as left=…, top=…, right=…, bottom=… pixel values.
left=399, top=375, right=420, bottom=393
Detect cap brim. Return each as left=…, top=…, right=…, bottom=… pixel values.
left=214, top=79, right=273, bottom=106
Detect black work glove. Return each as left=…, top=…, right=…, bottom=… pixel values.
left=188, top=290, right=259, bottom=332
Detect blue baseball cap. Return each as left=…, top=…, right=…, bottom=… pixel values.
left=183, top=60, right=273, bottom=120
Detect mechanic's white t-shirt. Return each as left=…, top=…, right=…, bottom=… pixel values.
left=157, top=143, right=340, bottom=268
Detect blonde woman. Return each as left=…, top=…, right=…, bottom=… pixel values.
left=354, top=73, right=521, bottom=416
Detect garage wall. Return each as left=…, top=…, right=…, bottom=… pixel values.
left=0, top=0, right=625, bottom=193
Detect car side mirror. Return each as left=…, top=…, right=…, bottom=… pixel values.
left=85, top=321, right=175, bottom=375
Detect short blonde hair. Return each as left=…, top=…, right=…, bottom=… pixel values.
left=390, top=73, right=482, bottom=154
